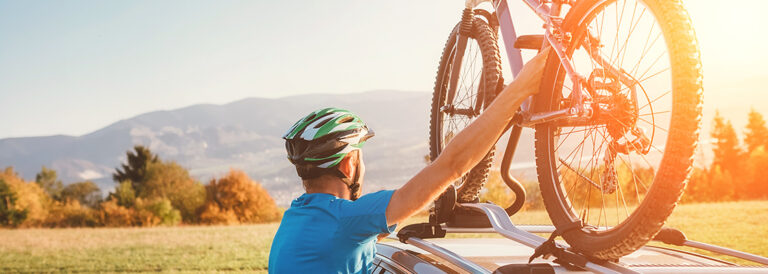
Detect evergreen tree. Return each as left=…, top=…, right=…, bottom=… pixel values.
left=744, top=108, right=768, bottom=152
left=113, top=145, right=159, bottom=193
left=35, top=166, right=63, bottom=200
left=711, top=111, right=743, bottom=174
left=745, top=147, right=768, bottom=199
left=710, top=111, right=743, bottom=199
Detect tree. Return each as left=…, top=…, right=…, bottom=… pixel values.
left=61, top=181, right=102, bottom=208
left=0, top=167, right=49, bottom=226
left=35, top=166, right=63, bottom=200
left=745, top=146, right=768, bottom=199
left=709, top=165, right=736, bottom=201
left=113, top=145, right=159, bottom=193
left=141, top=161, right=205, bottom=223
left=744, top=108, right=768, bottom=152
left=0, top=179, right=28, bottom=227
left=200, top=170, right=281, bottom=224
left=109, top=181, right=136, bottom=208
left=711, top=111, right=742, bottom=172
left=681, top=167, right=712, bottom=202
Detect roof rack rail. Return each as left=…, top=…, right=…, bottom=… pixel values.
left=460, top=203, right=640, bottom=273
left=395, top=203, right=768, bottom=273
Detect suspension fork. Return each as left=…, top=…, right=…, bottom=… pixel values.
left=443, top=8, right=480, bottom=115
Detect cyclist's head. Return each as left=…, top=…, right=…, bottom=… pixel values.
left=283, top=107, right=374, bottom=200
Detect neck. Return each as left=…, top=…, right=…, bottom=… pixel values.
left=304, top=174, right=351, bottom=199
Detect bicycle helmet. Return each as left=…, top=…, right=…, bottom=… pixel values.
left=283, top=107, right=374, bottom=199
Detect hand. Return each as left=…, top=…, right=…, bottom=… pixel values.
left=503, top=47, right=551, bottom=98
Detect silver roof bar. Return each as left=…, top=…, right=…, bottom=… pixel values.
left=682, top=240, right=768, bottom=265
left=393, top=203, right=768, bottom=273
left=443, top=214, right=768, bottom=266
left=461, top=203, right=640, bottom=274
left=399, top=236, right=491, bottom=274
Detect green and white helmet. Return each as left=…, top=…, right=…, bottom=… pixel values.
left=283, top=107, right=374, bottom=171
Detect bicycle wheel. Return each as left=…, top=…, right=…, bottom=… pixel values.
left=533, top=0, right=702, bottom=259
left=430, top=15, right=502, bottom=206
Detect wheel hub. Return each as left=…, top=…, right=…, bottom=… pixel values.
left=605, top=94, right=636, bottom=140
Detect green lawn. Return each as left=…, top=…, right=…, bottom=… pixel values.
left=1, top=201, right=766, bottom=272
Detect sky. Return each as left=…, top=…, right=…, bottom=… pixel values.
left=1, top=0, right=767, bottom=139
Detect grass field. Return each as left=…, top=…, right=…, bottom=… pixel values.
left=1, top=200, right=766, bottom=272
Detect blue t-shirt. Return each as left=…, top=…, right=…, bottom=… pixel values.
left=268, top=190, right=397, bottom=274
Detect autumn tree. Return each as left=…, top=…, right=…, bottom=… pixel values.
left=0, top=179, right=28, bottom=227
left=200, top=169, right=281, bottom=224
left=745, top=108, right=768, bottom=152
left=113, top=145, right=159, bottom=193
left=0, top=167, right=49, bottom=226
left=111, top=146, right=204, bottom=223
left=141, top=161, right=206, bottom=222
left=35, top=166, right=64, bottom=200
left=61, top=181, right=102, bottom=208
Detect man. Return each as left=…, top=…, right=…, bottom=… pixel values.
left=268, top=48, right=549, bottom=273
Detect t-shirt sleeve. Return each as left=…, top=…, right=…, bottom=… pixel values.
left=337, top=190, right=397, bottom=242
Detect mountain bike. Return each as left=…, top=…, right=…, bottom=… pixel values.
left=429, top=0, right=703, bottom=260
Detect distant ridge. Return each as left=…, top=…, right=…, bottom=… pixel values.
left=0, top=90, right=437, bottom=205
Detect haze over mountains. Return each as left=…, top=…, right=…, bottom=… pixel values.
left=1, top=90, right=488, bottom=205
left=2, top=88, right=737, bottom=205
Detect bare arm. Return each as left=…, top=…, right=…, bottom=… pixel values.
left=385, top=49, right=550, bottom=226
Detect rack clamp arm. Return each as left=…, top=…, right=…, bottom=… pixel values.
left=396, top=222, right=447, bottom=244
left=528, top=220, right=593, bottom=269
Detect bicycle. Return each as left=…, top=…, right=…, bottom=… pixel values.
left=429, top=0, right=703, bottom=260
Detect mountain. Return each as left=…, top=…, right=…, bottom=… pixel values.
left=0, top=91, right=425, bottom=204
left=0, top=90, right=542, bottom=206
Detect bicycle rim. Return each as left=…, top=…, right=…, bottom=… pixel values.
left=534, top=0, right=702, bottom=259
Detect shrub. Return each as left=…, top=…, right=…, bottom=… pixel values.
left=199, top=203, right=239, bottom=225
left=99, top=200, right=138, bottom=227
left=200, top=169, right=281, bottom=225
left=61, top=181, right=102, bottom=208
left=44, top=200, right=98, bottom=228
left=136, top=198, right=180, bottom=226
left=110, top=181, right=137, bottom=208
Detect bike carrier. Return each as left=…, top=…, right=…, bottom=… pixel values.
left=395, top=203, right=768, bottom=274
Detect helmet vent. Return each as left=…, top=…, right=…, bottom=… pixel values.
left=338, top=116, right=354, bottom=123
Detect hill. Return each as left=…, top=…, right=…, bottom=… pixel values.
left=0, top=90, right=544, bottom=205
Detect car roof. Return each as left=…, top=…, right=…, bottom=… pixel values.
left=378, top=237, right=768, bottom=273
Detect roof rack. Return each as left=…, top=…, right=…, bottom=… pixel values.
left=395, top=203, right=768, bottom=274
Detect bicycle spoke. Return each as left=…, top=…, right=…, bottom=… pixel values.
left=638, top=89, right=671, bottom=111
left=637, top=117, right=668, bottom=133
left=616, top=2, right=646, bottom=70
left=630, top=31, right=661, bottom=77
left=638, top=110, right=670, bottom=117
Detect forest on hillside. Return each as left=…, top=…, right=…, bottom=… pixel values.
left=0, top=146, right=281, bottom=228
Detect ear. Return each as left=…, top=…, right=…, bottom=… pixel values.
left=337, top=151, right=359, bottom=179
